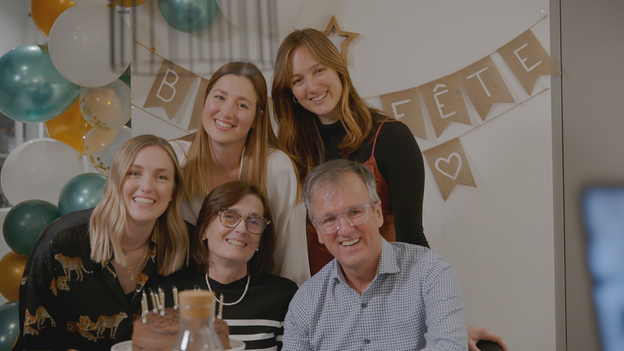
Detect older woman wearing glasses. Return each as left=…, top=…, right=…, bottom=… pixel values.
left=156, top=181, right=298, bottom=351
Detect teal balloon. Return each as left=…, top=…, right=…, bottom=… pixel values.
left=120, top=66, right=131, bottom=88
left=0, top=301, right=19, bottom=351
left=158, top=0, right=219, bottom=33
left=3, top=200, right=60, bottom=256
left=0, top=45, right=81, bottom=123
left=58, top=173, right=108, bottom=216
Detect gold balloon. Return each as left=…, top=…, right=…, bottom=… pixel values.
left=45, top=98, right=93, bottom=155
left=112, top=0, right=150, bottom=7
left=31, top=0, right=76, bottom=37
left=0, top=251, right=28, bottom=301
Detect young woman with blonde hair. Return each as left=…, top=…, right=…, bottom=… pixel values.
left=171, top=61, right=309, bottom=286
left=18, top=134, right=189, bottom=351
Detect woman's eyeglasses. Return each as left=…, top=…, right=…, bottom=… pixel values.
left=218, top=208, right=270, bottom=235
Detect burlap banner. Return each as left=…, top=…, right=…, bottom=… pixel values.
left=143, top=59, right=198, bottom=128
left=423, top=138, right=476, bottom=201
left=420, top=74, right=472, bottom=138
left=379, top=87, right=427, bottom=140
left=498, top=29, right=561, bottom=95
left=456, top=56, right=514, bottom=121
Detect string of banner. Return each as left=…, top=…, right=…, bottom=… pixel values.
left=138, top=15, right=561, bottom=201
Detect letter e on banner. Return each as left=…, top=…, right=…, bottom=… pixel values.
left=423, top=138, right=476, bottom=201
left=379, top=87, right=426, bottom=140
left=420, top=75, right=471, bottom=139
left=456, top=56, right=514, bottom=121
left=143, top=59, right=198, bottom=121
left=497, top=29, right=561, bottom=95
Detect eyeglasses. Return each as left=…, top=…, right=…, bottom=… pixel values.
left=217, top=208, right=270, bottom=235
left=312, top=202, right=376, bottom=235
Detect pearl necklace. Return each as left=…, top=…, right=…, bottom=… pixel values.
left=205, top=274, right=250, bottom=306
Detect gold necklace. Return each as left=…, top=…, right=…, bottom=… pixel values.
left=126, top=246, right=150, bottom=281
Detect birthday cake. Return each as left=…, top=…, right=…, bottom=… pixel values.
left=132, top=307, right=231, bottom=350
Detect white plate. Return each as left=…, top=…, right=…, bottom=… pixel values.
left=111, top=340, right=131, bottom=351
left=111, top=339, right=245, bottom=350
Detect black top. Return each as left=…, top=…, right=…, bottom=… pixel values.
left=153, top=266, right=298, bottom=350
left=16, top=209, right=162, bottom=351
left=317, top=117, right=429, bottom=248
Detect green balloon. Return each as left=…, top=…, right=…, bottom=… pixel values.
left=3, top=200, right=59, bottom=256
left=58, top=173, right=108, bottom=216
left=0, top=45, right=81, bottom=123
left=158, top=0, right=219, bottom=33
left=0, top=301, right=19, bottom=351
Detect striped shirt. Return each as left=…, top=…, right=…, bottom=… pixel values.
left=152, top=269, right=298, bottom=350
left=282, top=239, right=467, bottom=351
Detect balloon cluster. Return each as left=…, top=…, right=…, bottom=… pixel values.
left=0, top=2, right=144, bottom=340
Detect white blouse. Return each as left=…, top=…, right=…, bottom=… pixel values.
left=170, top=140, right=310, bottom=286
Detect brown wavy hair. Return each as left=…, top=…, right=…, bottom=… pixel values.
left=271, top=28, right=385, bottom=183
left=192, top=181, right=275, bottom=277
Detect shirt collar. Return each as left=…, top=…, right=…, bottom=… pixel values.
left=331, top=238, right=400, bottom=285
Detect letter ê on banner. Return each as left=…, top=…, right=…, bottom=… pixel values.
left=420, top=74, right=472, bottom=138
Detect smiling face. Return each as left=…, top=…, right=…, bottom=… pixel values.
left=311, top=172, right=384, bottom=276
left=204, top=194, right=264, bottom=271
left=122, top=145, right=176, bottom=232
left=202, top=74, right=259, bottom=148
left=289, top=46, right=344, bottom=124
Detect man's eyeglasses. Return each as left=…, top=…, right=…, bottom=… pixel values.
left=312, top=202, right=376, bottom=235
left=218, top=208, right=270, bottom=235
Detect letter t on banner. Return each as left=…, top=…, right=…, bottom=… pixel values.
left=379, top=87, right=427, bottom=140
left=456, top=56, right=515, bottom=121
left=498, top=29, right=561, bottom=95
left=423, top=138, right=476, bottom=201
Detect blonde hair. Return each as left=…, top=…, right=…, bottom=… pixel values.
left=272, top=28, right=384, bottom=183
left=176, top=62, right=276, bottom=198
left=89, top=134, right=189, bottom=276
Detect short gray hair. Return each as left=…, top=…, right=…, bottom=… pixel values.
left=303, top=159, right=380, bottom=219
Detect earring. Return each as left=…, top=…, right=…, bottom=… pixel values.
left=256, top=247, right=259, bottom=252
left=293, top=96, right=299, bottom=104
left=202, top=238, right=207, bottom=243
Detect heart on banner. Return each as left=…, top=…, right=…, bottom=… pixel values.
left=435, top=152, right=462, bottom=180
left=423, top=138, right=476, bottom=201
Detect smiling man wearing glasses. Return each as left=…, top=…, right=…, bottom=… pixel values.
left=282, top=159, right=468, bottom=351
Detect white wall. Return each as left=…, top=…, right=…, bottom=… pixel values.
left=132, top=1, right=556, bottom=350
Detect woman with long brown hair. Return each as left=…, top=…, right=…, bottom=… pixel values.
left=171, top=62, right=309, bottom=286
left=271, top=28, right=508, bottom=351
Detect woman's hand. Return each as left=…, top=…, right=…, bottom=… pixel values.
left=467, top=325, right=509, bottom=351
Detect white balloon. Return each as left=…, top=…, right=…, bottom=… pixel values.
left=1, top=139, right=84, bottom=206
left=216, top=0, right=303, bottom=34
left=48, top=4, right=132, bottom=88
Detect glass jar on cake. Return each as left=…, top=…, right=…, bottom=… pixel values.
left=171, top=290, right=223, bottom=351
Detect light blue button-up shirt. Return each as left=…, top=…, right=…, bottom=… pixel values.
left=283, top=239, right=467, bottom=351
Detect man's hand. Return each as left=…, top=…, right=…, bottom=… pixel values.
left=467, top=325, right=509, bottom=351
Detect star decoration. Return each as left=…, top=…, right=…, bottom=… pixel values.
left=322, top=15, right=360, bottom=65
